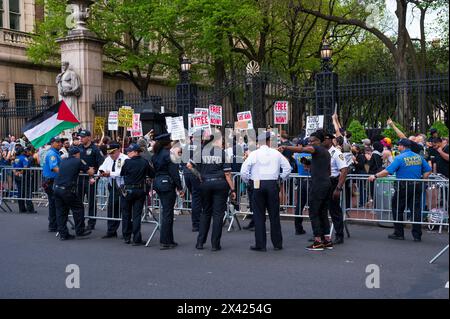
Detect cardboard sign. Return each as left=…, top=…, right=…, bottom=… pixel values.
left=209, top=104, right=223, bottom=126
left=170, top=116, right=186, bottom=141
left=194, top=108, right=209, bottom=116
left=235, top=121, right=248, bottom=130
left=94, top=116, right=105, bottom=136
left=237, top=111, right=253, bottom=130
left=274, top=101, right=288, bottom=125
left=305, top=115, right=324, bottom=137
left=118, top=106, right=133, bottom=127
left=192, top=114, right=211, bottom=135
left=108, top=111, right=118, bottom=131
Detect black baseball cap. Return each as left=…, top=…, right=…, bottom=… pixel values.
left=125, top=143, right=141, bottom=153
left=154, top=133, right=171, bottom=142
left=78, top=130, right=91, bottom=137
left=69, top=147, right=80, bottom=156
left=398, top=138, right=412, bottom=147
left=49, top=137, right=62, bottom=144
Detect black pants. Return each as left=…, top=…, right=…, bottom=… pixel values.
left=15, top=175, right=34, bottom=212
left=184, top=173, right=201, bottom=229
left=106, top=184, right=121, bottom=235
left=392, top=182, right=423, bottom=239
left=44, top=178, right=57, bottom=230
left=121, top=188, right=146, bottom=243
left=245, top=183, right=255, bottom=226
left=309, top=184, right=331, bottom=238
left=252, top=180, right=283, bottom=249
left=294, top=179, right=308, bottom=232
left=54, top=187, right=85, bottom=237
left=329, top=177, right=344, bottom=239
left=158, top=189, right=177, bottom=245
left=197, top=179, right=229, bottom=249
left=78, top=176, right=97, bottom=227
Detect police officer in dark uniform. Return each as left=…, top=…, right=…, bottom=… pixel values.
left=120, top=143, right=155, bottom=246
left=12, top=145, right=36, bottom=213
left=77, top=130, right=104, bottom=230
left=152, top=133, right=184, bottom=249
left=183, top=136, right=202, bottom=232
left=54, top=147, right=94, bottom=240
left=188, top=130, right=236, bottom=251
left=368, top=138, right=431, bottom=242
left=42, top=137, right=62, bottom=232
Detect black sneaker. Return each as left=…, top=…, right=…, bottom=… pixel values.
left=250, top=245, right=266, bottom=252
left=333, top=237, right=344, bottom=245
left=413, top=238, right=422, bottom=242
left=295, top=229, right=306, bottom=235
left=48, top=228, right=57, bottom=233
left=388, top=234, right=405, bottom=240
left=76, top=230, right=92, bottom=237
left=273, top=246, right=283, bottom=251
left=211, top=246, right=221, bottom=251
left=132, top=241, right=145, bottom=246
left=306, top=241, right=325, bottom=251
left=102, top=233, right=117, bottom=239
left=160, top=243, right=174, bottom=250
left=60, top=234, right=75, bottom=241
left=323, top=240, right=334, bottom=250
left=195, top=243, right=204, bottom=250
left=124, top=239, right=131, bottom=244
left=192, top=227, right=199, bottom=232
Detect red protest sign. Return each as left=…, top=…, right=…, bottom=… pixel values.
left=209, top=104, right=222, bottom=126
left=274, top=101, right=288, bottom=124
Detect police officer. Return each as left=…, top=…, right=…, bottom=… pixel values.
left=281, top=131, right=333, bottom=251
left=12, top=145, right=36, bottom=213
left=120, top=143, right=155, bottom=246
left=241, top=132, right=292, bottom=252
left=323, top=133, right=349, bottom=245
left=187, top=130, right=236, bottom=251
left=54, top=147, right=94, bottom=240
left=98, top=142, right=128, bottom=238
left=77, top=130, right=104, bottom=230
left=152, top=133, right=184, bottom=249
left=368, top=138, right=431, bottom=242
left=183, top=136, right=202, bottom=232
left=42, top=137, right=62, bottom=232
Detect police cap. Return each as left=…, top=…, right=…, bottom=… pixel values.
left=125, top=143, right=141, bottom=153
left=49, top=137, right=62, bottom=144
left=107, top=143, right=121, bottom=154
left=78, top=130, right=91, bottom=137
left=155, top=133, right=171, bottom=142
left=398, top=138, right=412, bottom=147
left=69, top=147, right=80, bottom=156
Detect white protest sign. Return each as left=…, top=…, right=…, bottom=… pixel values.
left=192, top=114, right=211, bottom=135
left=108, top=111, right=118, bottom=131
left=188, top=114, right=194, bottom=136
left=195, top=108, right=209, bottom=116
left=274, top=101, right=288, bottom=125
left=305, top=115, right=324, bottom=137
left=237, top=111, right=253, bottom=130
left=209, top=104, right=223, bottom=126
left=165, top=116, right=173, bottom=133
left=170, top=116, right=186, bottom=141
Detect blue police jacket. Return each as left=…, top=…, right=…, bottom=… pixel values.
left=386, top=149, right=431, bottom=179
left=43, top=148, right=61, bottom=179
left=13, top=154, right=30, bottom=169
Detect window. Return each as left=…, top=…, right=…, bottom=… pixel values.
left=115, top=89, right=124, bottom=106
left=15, top=83, right=34, bottom=116
left=9, top=0, right=20, bottom=30
left=0, top=1, right=4, bottom=28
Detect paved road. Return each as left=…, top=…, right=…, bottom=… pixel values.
left=0, top=207, right=448, bottom=299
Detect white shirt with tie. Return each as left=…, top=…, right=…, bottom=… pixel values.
left=240, top=145, right=292, bottom=183
left=329, top=146, right=348, bottom=177
left=98, top=153, right=129, bottom=187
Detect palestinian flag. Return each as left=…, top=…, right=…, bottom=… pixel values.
left=23, top=100, right=79, bottom=148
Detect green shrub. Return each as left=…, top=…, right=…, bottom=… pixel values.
left=346, top=120, right=367, bottom=143
left=429, top=121, right=449, bottom=138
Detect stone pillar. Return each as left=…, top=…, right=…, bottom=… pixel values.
left=56, top=35, right=104, bottom=131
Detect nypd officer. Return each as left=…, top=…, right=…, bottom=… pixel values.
left=53, top=147, right=94, bottom=240
left=42, top=137, right=62, bottom=232
left=12, top=145, right=36, bottom=213
left=368, top=138, right=431, bottom=242
left=77, top=130, right=104, bottom=231
left=187, top=130, right=236, bottom=251
left=98, top=142, right=128, bottom=239
left=241, top=132, right=292, bottom=251
left=323, top=133, right=349, bottom=245
left=120, top=143, right=155, bottom=246
left=152, top=133, right=184, bottom=249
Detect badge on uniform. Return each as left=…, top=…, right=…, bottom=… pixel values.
left=87, top=148, right=92, bottom=156
left=51, top=156, right=56, bottom=161
left=117, top=158, right=122, bottom=168
left=15, top=159, right=20, bottom=163
left=254, top=180, right=260, bottom=189
left=339, top=154, right=344, bottom=161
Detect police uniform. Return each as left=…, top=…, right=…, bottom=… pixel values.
left=53, top=147, right=92, bottom=240
left=328, top=144, right=349, bottom=242
left=384, top=139, right=431, bottom=240
left=240, top=132, right=292, bottom=251
left=152, top=134, right=183, bottom=249
left=98, top=143, right=128, bottom=238
left=193, top=137, right=232, bottom=251
left=77, top=130, right=105, bottom=230
left=120, top=144, right=155, bottom=245
left=42, top=141, right=62, bottom=231
left=12, top=148, right=35, bottom=213
left=182, top=138, right=202, bottom=232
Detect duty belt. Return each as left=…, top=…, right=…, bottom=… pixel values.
left=54, top=185, right=72, bottom=190
left=124, top=184, right=144, bottom=189
left=203, top=177, right=225, bottom=182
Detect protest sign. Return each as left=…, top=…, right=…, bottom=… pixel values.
left=130, top=113, right=143, bottom=137
left=192, top=114, right=211, bottom=135
left=235, top=121, right=248, bottom=130
left=305, top=115, right=324, bottom=137
left=194, top=108, right=209, bottom=116
left=237, top=111, right=253, bottom=130
left=108, top=111, right=118, bottom=131
left=274, top=101, right=288, bottom=125
left=170, top=116, right=186, bottom=141
left=209, top=104, right=223, bottom=126
left=165, top=116, right=173, bottom=133
left=118, top=106, right=133, bottom=127
left=94, top=116, right=105, bottom=136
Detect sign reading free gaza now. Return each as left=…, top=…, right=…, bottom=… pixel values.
left=274, top=101, right=288, bottom=125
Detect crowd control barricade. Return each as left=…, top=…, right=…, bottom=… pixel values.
left=343, top=174, right=449, bottom=231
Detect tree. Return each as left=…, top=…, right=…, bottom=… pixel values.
left=346, top=120, right=367, bottom=143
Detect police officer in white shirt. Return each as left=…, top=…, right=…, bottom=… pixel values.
left=240, top=132, right=292, bottom=252
left=98, top=143, right=129, bottom=238
left=323, top=133, right=349, bottom=244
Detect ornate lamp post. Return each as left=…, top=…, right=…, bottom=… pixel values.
left=176, top=56, right=197, bottom=127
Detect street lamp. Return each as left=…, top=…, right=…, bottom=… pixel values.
left=320, top=40, right=333, bottom=72
left=177, top=56, right=197, bottom=125
left=181, top=56, right=192, bottom=72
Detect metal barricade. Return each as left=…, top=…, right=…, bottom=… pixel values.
left=343, top=174, right=449, bottom=230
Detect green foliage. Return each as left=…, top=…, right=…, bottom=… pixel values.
left=429, top=121, right=449, bottom=138
left=346, top=120, right=367, bottom=144
left=382, top=122, right=407, bottom=142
